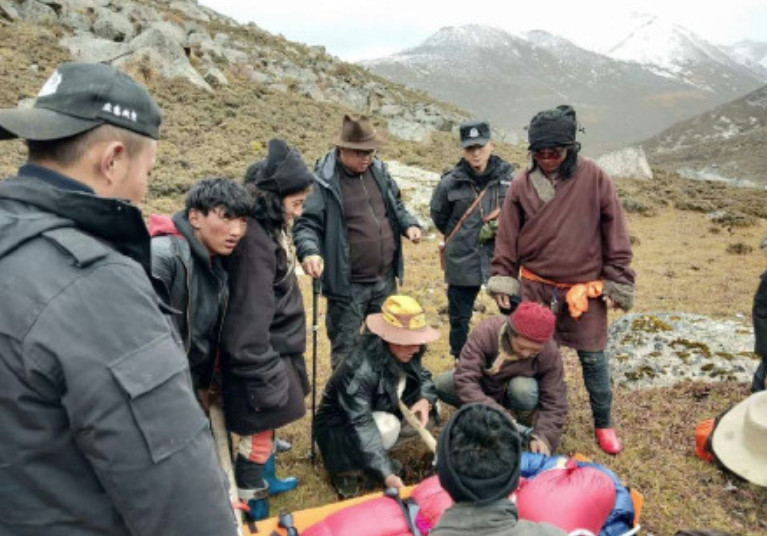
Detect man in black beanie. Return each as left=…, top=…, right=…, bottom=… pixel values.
left=488, top=105, right=635, bottom=455
left=433, top=403, right=565, bottom=536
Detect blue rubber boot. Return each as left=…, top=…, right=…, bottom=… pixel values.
left=246, top=497, right=269, bottom=521
left=263, top=453, right=298, bottom=496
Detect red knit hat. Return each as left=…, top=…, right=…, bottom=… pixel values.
left=509, top=302, right=556, bottom=343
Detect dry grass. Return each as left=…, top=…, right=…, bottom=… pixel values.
left=2, top=21, right=767, bottom=536
left=272, top=209, right=767, bottom=536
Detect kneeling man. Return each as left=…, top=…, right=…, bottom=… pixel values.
left=435, top=301, right=567, bottom=455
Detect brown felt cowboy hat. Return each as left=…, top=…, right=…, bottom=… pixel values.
left=711, top=391, right=767, bottom=487
left=332, top=114, right=386, bottom=150
left=366, top=295, right=440, bottom=346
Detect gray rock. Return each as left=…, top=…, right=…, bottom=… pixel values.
left=298, top=83, right=324, bottom=101
left=169, top=0, right=209, bottom=22
left=92, top=6, right=135, bottom=42
left=203, top=66, right=228, bottom=87
left=0, top=0, right=20, bottom=20
left=60, top=34, right=131, bottom=63
left=268, top=83, right=288, bottom=93
left=596, top=146, right=653, bottom=180
left=606, top=312, right=758, bottom=389
left=222, top=47, right=248, bottom=65
left=386, top=117, right=432, bottom=142
left=379, top=103, right=404, bottom=117
left=123, top=27, right=210, bottom=91
left=17, top=0, right=57, bottom=25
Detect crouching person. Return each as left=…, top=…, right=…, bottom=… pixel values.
left=432, top=403, right=567, bottom=536
left=314, top=295, right=440, bottom=498
left=434, top=302, right=567, bottom=455
left=219, top=139, right=315, bottom=519
left=150, top=178, right=250, bottom=408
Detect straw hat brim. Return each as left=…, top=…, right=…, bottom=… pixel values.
left=711, top=394, right=767, bottom=487
left=365, top=314, right=440, bottom=346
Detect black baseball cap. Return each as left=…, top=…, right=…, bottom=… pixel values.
left=0, top=62, right=162, bottom=141
left=459, top=121, right=491, bottom=148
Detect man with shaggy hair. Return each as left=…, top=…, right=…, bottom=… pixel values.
left=0, top=62, right=236, bottom=535
left=432, top=403, right=566, bottom=536
left=150, top=177, right=251, bottom=408
left=488, top=105, right=635, bottom=455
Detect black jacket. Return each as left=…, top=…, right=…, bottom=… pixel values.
left=0, top=165, right=235, bottom=536
left=430, top=156, right=513, bottom=286
left=219, top=218, right=308, bottom=436
left=313, top=334, right=438, bottom=479
left=293, top=150, right=420, bottom=300
left=151, top=212, right=228, bottom=390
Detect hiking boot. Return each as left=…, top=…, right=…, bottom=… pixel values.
left=331, top=472, right=362, bottom=499
left=274, top=437, right=292, bottom=453
left=263, top=453, right=298, bottom=496
left=235, top=456, right=270, bottom=521
left=595, top=428, right=623, bottom=455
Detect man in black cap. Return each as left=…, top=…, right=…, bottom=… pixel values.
left=430, top=121, right=514, bottom=360
left=432, top=403, right=566, bottom=536
left=0, top=62, right=237, bottom=535
left=294, top=114, right=422, bottom=369
left=488, top=105, right=635, bottom=455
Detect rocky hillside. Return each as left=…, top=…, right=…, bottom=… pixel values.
left=641, top=85, right=767, bottom=187
left=0, top=0, right=470, bottom=145
left=362, top=24, right=766, bottom=155
left=0, top=0, right=536, bottom=215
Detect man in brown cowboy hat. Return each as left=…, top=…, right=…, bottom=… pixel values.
left=313, top=295, right=440, bottom=498
left=294, top=114, right=423, bottom=369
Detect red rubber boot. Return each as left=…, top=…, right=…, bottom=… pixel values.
left=595, top=428, right=623, bottom=455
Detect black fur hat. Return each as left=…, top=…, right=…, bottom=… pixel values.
left=527, top=105, right=577, bottom=151
left=244, top=138, right=314, bottom=196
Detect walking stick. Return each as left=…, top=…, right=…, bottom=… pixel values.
left=209, top=398, right=244, bottom=536
left=309, top=277, right=321, bottom=464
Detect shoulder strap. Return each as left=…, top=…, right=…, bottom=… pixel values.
left=444, top=187, right=489, bottom=245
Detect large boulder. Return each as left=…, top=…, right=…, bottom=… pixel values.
left=607, top=312, right=758, bottom=389
left=92, top=6, right=136, bottom=42
left=595, top=146, right=653, bottom=180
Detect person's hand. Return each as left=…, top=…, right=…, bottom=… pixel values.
left=302, top=255, right=324, bottom=279
left=494, top=292, right=511, bottom=310
left=384, top=474, right=404, bottom=489
left=405, top=226, right=422, bottom=244
left=603, top=296, right=620, bottom=310
left=410, top=398, right=431, bottom=427
left=529, top=438, right=550, bottom=456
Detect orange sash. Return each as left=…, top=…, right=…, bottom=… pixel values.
left=520, top=267, right=603, bottom=319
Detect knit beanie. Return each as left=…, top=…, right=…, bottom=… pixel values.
left=509, top=302, right=556, bottom=343
left=244, top=138, right=314, bottom=195
left=527, top=105, right=577, bottom=151
left=437, top=403, right=521, bottom=504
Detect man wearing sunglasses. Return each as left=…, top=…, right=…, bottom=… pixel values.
left=294, top=114, right=422, bottom=369
left=430, top=120, right=514, bottom=361
left=487, top=105, right=635, bottom=455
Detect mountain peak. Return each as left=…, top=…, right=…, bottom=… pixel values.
left=420, top=24, right=521, bottom=50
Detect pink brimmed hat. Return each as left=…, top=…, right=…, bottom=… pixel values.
left=366, top=295, right=440, bottom=346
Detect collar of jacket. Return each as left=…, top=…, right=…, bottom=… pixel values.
left=315, top=149, right=386, bottom=202
left=0, top=166, right=152, bottom=277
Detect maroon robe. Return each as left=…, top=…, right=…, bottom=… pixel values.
left=491, top=157, right=635, bottom=350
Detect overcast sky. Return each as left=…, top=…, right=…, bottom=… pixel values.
left=198, top=0, right=767, bottom=61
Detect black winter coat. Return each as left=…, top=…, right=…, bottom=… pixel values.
left=430, top=156, right=513, bottom=286
left=151, top=212, right=228, bottom=390
left=220, top=218, right=309, bottom=436
left=293, top=150, right=420, bottom=300
left=313, top=334, right=438, bottom=479
left=0, top=166, right=235, bottom=536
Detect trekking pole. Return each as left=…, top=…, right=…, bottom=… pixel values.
left=209, top=398, right=244, bottom=536
left=309, top=277, right=321, bottom=464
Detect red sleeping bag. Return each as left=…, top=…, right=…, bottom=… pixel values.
left=517, top=459, right=616, bottom=535
left=302, top=495, right=411, bottom=536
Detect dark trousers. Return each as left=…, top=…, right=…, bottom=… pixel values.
left=578, top=349, right=612, bottom=428
left=447, top=285, right=480, bottom=358
left=326, top=273, right=396, bottom=369
left=752, top=272, right=767, bottom=392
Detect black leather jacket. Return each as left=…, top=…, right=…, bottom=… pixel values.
left=151, top=212, right=228, bottom=389
left=313, top=333, right=438, bottom=479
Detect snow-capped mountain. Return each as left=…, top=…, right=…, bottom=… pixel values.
left=725, top=40, right=767, bottom=76
left=361, top=23, right=765, bottom=154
